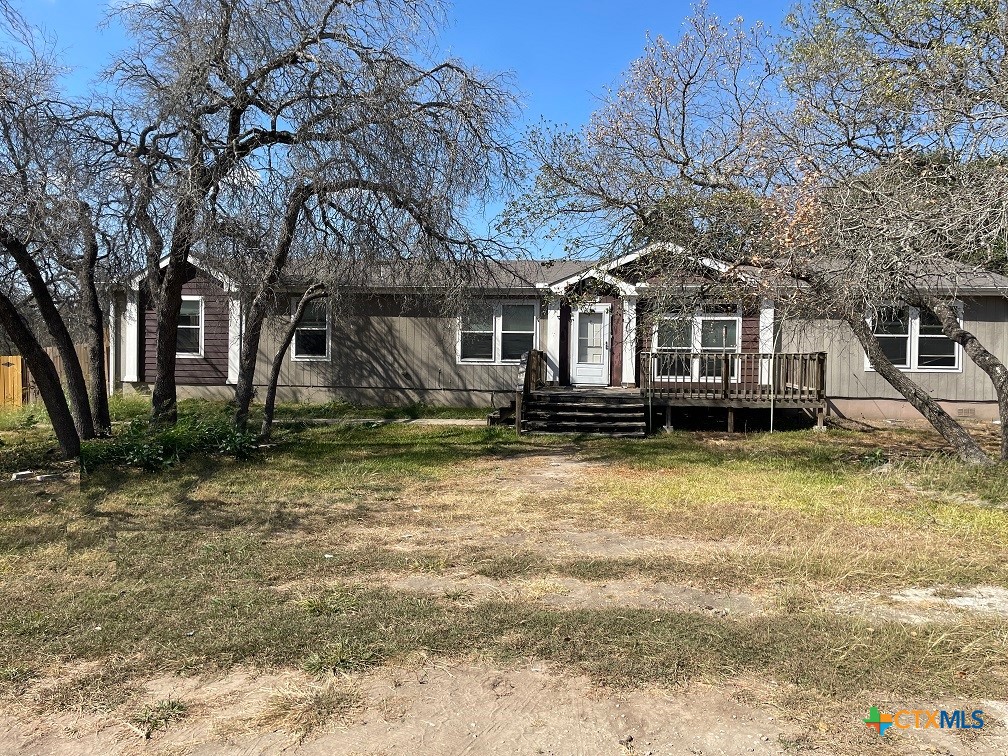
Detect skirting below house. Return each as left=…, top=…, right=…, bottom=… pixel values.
left=122, top=382, right=514, bottom=408
left=829, top=398, right=1001, bottom=423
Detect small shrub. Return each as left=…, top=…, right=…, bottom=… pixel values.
left=130, top=698, right=187, bottom=739
left=81, top=415, right=256, bottom=471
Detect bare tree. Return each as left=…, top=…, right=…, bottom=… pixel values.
left=517, top=2, right=996, bottom=462
left=259, top=282, right=326, bottom=440
left=0, top=2, right=132, bottom=442
left=103, top=0, right=517, bottom=426
left=781, top=0, right=1008, bottom=460
left=0, top=289, right=80, bottom=458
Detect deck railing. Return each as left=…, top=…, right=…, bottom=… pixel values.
left=515, top=349, right=547, bottom=433
left=640, top=351, right=827, bottom=405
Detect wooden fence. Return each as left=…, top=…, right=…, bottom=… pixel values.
left=4, top=343, right=108, bottom=406
left=0, top=356, right=24, bottom=407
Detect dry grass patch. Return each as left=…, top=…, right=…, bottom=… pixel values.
left=1, top=421, right=1006, bottom=752
left=260, top=678, right=363, bottom=741
left=129, top=697, right=188, bottom=739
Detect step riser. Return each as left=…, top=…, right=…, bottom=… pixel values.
left=504, top=390, right=649, bottom=436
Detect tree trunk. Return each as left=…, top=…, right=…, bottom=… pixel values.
left=232, top=299, right=266, bottom=433
left=0, top=291, right=81, bottom=459
left=260, top=286, right=326, bottom=440
left=2, top=233, right=96, bottom=440
left=232, top=186, right=314, bottom=432
left=848, top=317, right=990, bottom=464
left=150, top=200, right=198, bottom=426
left=918, top=296, right=1008, bottom=461
left=78, top=206, right=111, bottom=435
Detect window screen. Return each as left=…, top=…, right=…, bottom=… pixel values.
left=176, top=299, right=202, bottom=356
left=460, top=303, right=494, bottom=361
left=293, top=299, right=328, bottom=359
left=500, top=303, right=535, bottom=361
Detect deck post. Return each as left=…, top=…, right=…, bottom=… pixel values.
left=815, top=403, right=825, bottom=431
left=665, top=403, right=671, bottom=431
left=722, top=353, right=731, bottom=399
left=727, top=407, right=735, bottom=433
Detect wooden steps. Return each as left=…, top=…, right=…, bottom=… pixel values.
left=515, top=389, right=647, bottom=437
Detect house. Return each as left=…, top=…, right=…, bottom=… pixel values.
left=107, top=247, right=1008, bottom=431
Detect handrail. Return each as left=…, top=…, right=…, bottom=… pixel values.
left=515, top=349, right=547, bottom=433
left=639, top=350, right=827, bottom=404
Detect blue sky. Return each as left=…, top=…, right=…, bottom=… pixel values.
left=17, top=0, right=792, bottom=134
left=13, top=1, right=793, bottom=248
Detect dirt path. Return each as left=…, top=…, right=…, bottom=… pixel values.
left=4, top=661, right=1007, bottom=755
left=0, top=662, right=803, bottom=755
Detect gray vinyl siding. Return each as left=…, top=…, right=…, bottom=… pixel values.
left=779, top=296, right=1008, bottom=402
left=253, top=293, right=547, bottom=399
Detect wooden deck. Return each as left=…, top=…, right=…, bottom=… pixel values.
left=493, top=350, right=828, bottom=435
left=640, top=351, right=827, bottom=430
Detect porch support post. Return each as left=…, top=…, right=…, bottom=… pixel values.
left=121, top=287, right=139, bottom=384
left=108, top=294, right=119, bottom=395
left=759, top=298, right=775, bottom=384
left=227, top=296, right=242, bottom=385
left=621, top=295, right=637, bottom=387
left=545, top=297, right=561, bottom=383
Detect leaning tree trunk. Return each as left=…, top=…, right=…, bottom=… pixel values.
left=232, top=185, right=314, bottom=433
left=78, top=206, right=111, bottom=435
left=260, top=285, right=326, bottom=440
left=848, top=318, right=990, bottom=465
left=0, top=291, right=81, bottom=459
left=2, top=233, right=96, bottom=440
left=922, top=296, right=1008, bottom=461
left=150, top=200, right=198, bottom=426
left=232, top=299, right=268, bottom=433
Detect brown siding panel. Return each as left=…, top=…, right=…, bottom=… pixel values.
left=143, top=265, right=230, bottom=386
left=741, top=314, right=760, bottom=353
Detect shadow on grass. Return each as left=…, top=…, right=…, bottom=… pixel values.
left=3, top=577, right=1005, bottom=707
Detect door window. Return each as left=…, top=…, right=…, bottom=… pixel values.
left=577, top=311, right=605, bottom=364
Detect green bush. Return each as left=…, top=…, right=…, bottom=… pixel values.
left=82, top=415, right=256, bottom=472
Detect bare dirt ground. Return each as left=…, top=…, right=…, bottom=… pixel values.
left=3, top=446, right=1007, bottom=754
left=3, top=660, right=1006, bottom=756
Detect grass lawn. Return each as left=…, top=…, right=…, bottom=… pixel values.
left=0, top=407, right=1006, bottom=753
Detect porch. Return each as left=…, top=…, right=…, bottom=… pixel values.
left=495, top=349, right=827, bottom=435
left=640, top=350, right=828, bottom=431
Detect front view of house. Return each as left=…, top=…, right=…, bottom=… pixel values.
left=108, top=248, right=1008, bottom=426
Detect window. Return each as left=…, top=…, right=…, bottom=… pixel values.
left=458, top=301, right=538, bottom=363
left=655, top=319, right=692, bottom=377
left=700, top=317, right=738, bottom=378
left=460, top=303, right=495, bottom=361
left=867, top=305, right=960, bottom=372
left=652, top=309, right=741, bottom=380
left=501, top=304, right=536, bottom=361
left=292, top=299, right=329, bottom=360
left=176, top=297, right=203, bottom=357
left=917, top=310, right=958, bottom=369
left=872, top=305, right=911, bottom=368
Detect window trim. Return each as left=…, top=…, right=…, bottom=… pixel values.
left=456, top=299, right=540, bottom=365
left=457, top=302, right=496, bottom=363
left=290, top=296, right=331, bottom=362
left=176, top=295, right=204, bottom=359
left=651, top=308, right=742, bottom=382
left=864, top=304, right=963, bottom=374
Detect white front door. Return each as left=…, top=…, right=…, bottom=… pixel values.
left=570, top=304, right=611, bottom=385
